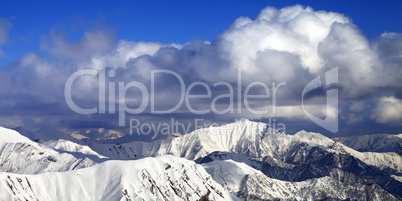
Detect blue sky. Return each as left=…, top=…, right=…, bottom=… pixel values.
left=1, top=0, right=402, bottom=65
left=0, top=0, right=401, bottom=137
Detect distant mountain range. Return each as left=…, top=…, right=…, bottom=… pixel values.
left=1, top=119, right=401, bottom=200
left=333, top=134, right=402, bottom=156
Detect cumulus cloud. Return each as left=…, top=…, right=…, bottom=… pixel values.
left=216, top=5, right=348, bottom=74
left=0, top=5, right=401, bottom=135
left=372, top=32, right=402, bottom=90
left=90, top=40, right=165, bottom=69
left=40, top=28, right=117, bottom=62
left=372, top=96, right=402, bottom=125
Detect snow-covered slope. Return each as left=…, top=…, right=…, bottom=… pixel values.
left=202, top=160, right=399, bottom=200
left=41, top=139, right=107, bottom=159
left=0, top=126, right=37, bottom=145
left=12, top=126, right=39, bottom=142
left=0, top=155, right=238, bottom=201
left=86, top=119, right=402, bottom=199
left=334, top=134, right=402, bottom=155
left=0, top=126, right=96, bottom=174
left=89, top=119, right=402, bottom=173
left=3, top=121, right=402, bottom=200
left=89, top=119, right=269, bottom=160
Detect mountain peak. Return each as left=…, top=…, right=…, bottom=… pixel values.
left=0, top=126, right=35, bottom=145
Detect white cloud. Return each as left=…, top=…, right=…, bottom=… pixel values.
left=215, top=5, right=349, bottom=74
left=1, top=5, right=401, bottom=131
left=372, top=97, right=402, bottom=124
left=0, top=18, right=12, bottom=56
left=372, top=32, right=402, bottom=89
left=211, top=5, right=401, bottom=100
left=349, top=101, right=365, bottom=112
left=40, top=28, right=116, bottom=62
left=88, top=40, right=165, bottom=71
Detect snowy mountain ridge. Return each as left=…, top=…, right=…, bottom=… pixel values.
left=334, top=133, right=402, bottom=155
left=0, top=126, right=238, bottom=201
left=40, top=139, right=108, bottom=159
left=83, top=119, right=402, bottom=199
left=0, top=126, right=97, bottom=174
left=89, top=119, right=402, bottom=173
left=1, top=120, right=402, bottom=200
left=202, top=159, right=400, bottom=200
left=0, top=155, right=238, bottom=201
